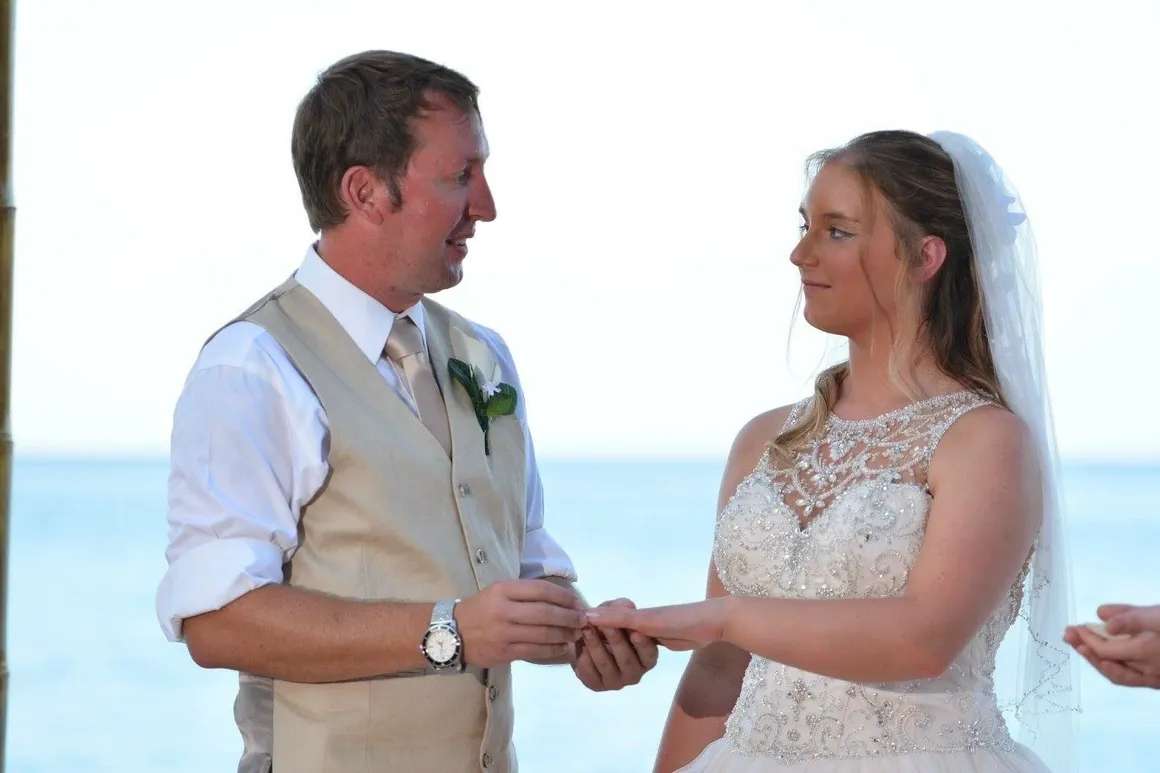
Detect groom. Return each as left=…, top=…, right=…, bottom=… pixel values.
left=155, top=50, right=657, bottom=773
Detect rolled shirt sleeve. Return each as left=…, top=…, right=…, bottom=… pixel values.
left=155, top=322, right=329, bottom=642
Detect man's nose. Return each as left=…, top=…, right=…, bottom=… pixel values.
left=470, top=175, right=496, bottom=222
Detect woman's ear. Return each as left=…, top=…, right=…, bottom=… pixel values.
left=914, top=235, right=948, bottom=282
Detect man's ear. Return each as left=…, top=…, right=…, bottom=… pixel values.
left=338, top=165, right=390, bottom=225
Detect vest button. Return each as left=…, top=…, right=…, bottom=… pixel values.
left=475, top=548, right=488, bottom=564
left=458, top=483, right=472, bottom=497
left=488, top=684, right=499, bottom=701
left=482, top=752, right=493, bottom=768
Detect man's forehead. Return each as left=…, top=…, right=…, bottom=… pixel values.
left=413, top=105, right=488, bottom=158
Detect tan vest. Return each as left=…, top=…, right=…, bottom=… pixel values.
left=226, top=278, right=526, bottom=773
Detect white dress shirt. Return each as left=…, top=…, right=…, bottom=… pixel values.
left=155, top=247, right=576, bottom=642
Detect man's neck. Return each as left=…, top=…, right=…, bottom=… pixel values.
left=314, top=234, right=420, bottom=313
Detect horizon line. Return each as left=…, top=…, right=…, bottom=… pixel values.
left=6, top=451, right=1160, bottom=469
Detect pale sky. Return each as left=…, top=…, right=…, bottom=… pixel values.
left=10, top=0, right=1160, bottom=460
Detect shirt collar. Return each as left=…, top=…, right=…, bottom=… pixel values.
left=293, top=244, right=427, bottom=363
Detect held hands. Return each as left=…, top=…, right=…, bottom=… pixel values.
left=455, top=579, right=588, bottom=668
left=1064, top=603, right=1160, bottom=689
left=572, top=598, right=660, bottom=692
left=584, top=598, right=728, bottom=651
left=451, top=581, right=661, bottom=692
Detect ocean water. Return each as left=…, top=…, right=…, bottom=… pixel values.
left=6, top=457, right=1159, bottom=772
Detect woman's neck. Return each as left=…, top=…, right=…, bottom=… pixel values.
left=839, top=334, right=960, bottom=418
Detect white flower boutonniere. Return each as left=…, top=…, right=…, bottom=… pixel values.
left=447, top=334, right=517, bottom=455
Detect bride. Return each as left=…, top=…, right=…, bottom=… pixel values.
left=586, top=130, right=1078, bottom=772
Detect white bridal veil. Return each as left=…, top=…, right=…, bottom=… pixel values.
left=929, top=131, right=1079, bottom=773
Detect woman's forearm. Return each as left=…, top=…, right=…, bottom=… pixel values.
left=653, top=643, right=749, bottom=773
left=722, top=595, right=952, bottom=683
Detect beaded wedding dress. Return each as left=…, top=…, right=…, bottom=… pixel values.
left=677, top=391, right=1051, bottom=773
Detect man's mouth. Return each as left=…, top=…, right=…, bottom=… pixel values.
left=447, top=230, right=474, bottom=247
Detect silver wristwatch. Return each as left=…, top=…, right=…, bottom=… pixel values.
left=420, top=598, right=464, bottom=672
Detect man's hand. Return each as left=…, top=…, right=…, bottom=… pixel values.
left=454, top=579, right=588, bottom=668
left=1064, top=604, right=1160, bottom=689
left=571, top=598, right=660, bottom=692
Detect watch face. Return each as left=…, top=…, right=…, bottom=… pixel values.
left=425, top=627, right=459, bottom=664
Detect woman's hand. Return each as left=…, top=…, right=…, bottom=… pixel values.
left=585, top=598, right=728, bottom=651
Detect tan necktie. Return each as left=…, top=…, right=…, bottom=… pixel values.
left=385, top=316, right=453, bottom=456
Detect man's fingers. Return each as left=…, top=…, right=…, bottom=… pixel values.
left=510, top=642, right=573, bottom=662
left=510, top=601, right=587, bottom=629
left=572, top=642, right=600, bottom=683
left=508, top=624, right=583, bottom=645
left=581, top=628, right=619, bottom=680
left=506, top=579, right=586, bottom=609
left=630, top=631, right=661, bottom=670
left=600, top=626, right=644, bottom=679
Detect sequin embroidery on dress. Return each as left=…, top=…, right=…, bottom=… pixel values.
left=713, top=391, right=1029, bottom=763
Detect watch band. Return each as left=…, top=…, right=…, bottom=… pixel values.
left=431, top=598, right=458, bottom=626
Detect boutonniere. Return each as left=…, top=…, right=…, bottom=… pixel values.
left=447, top=341, right=518, bottom=456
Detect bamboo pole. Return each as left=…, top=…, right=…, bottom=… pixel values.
left=0, top=0, right=14, bottom=769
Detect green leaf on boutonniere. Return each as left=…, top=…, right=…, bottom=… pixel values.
left=484, top=383, right=518, bottom=418
left=447, top=356, right=518, bottom=456
left=447, top=358, right=483, bottom=405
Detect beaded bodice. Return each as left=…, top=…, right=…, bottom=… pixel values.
left=714, top=391, right=1025, bottom=762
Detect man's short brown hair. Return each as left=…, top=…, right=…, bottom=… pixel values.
left=291, top=50, right=480, bottom=233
